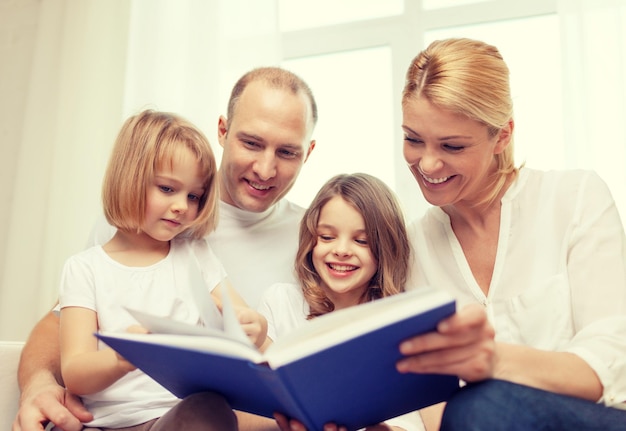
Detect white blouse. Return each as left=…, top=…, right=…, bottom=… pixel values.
left=407, top=167, right=626, bottom=408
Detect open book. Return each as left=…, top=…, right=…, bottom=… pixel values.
left=97, top=287, right=459, bottom=431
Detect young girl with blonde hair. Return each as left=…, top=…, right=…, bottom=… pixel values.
left=57, top=109, right=266, bottom=431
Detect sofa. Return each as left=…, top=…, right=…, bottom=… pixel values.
left=1, top=341, right=23, bottom=430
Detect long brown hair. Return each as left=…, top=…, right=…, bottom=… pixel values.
left=296, top=173, right=410, bottom=319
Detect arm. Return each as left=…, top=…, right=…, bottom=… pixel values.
left=14, top=309, right=93, bottom=431
left=60, top=307, right=134, bottom=395
left=494, top=343, right=602, bottom=401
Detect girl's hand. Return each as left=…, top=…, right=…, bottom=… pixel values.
left=396, top=303, right=496, bottom=382
left=114, top=324, right=150, bottom=373
left=234, top=307, right=268, bottom=348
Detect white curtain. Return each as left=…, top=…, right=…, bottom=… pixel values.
left=559, top=0, right=626, bottom=219
left=0, top=0, right=280, bottom=341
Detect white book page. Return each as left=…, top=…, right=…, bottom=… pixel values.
left=265, top=287, right=453, bottom=368
left=99, top=331, right=265, bottom=363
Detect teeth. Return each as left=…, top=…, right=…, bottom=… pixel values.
left=250, top=181, right=270, bottom=191
left=422, top=174, right=449, bottom=184
left=329, top=263, right=357, bottom=272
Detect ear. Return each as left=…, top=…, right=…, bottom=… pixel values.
left=494, top=119, right=514, bottom=154
left=303, top=140, right=316, bottom=163
left=217, top=116, right=228, bottom=149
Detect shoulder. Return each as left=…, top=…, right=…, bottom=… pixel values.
left=517, top=167, right=604, bottom=190
left=172, top=237, right=223, bottom=266
left=515, top=168, right=613, bottom=204
left=260, top=282, right=303, bottom=303
left=275, top=199, right=306, bottom=219
left=61, top=246, right=106, bottom=280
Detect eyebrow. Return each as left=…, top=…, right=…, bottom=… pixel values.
left=402, top=125, right=473, bottom=141
left=154, top=175, right=205, bottom=192
left=317, top=223, right=367, bottom=233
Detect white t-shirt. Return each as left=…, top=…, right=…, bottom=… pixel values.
left=59, top=237, right=226, bottom=427
left=258, top=283, right=426, bottom=431
left=88, top=199, right=304, bottom=308
left=408, top=167, right=626, bottom=408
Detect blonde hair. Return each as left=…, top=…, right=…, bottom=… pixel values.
left=102, top=110, right=219, bottom=239
left=402, top=38, right=518, bottom=205
left=296, top=173, right=410, bottom=319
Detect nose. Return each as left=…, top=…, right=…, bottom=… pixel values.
left=418, top=148, right=443, bottom=174
left=253, top=151, right=277, bottom=181
left=333, top=238, right=352, bottom=257
left=171, top=195, right=188, bottom=214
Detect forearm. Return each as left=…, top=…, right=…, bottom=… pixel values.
left=494, top=342, right=603, bottom=401
left=18, top=311, right=63, bottom=393
left=62, top=348, right=132, bottom=395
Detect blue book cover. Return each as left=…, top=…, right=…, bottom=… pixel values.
left=96, top=288, right=459, bottom=431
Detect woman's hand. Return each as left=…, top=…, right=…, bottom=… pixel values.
left=396, top=303, right=496, bottom=382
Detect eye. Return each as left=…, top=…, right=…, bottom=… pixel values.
left=355, top=238, right=368, bottom=246
left=158, top=185, right=174, bottom=193
left=278, top=149, right=299, bottom=159
left=188, top=193, right=201, bottom=202
left=403, top=135, right=423, bottom=145
left=318, top=234, right=334, bottom=242
left=243, top=140, right=261, bottom=150
left=443, top=143, right=465, bottom=152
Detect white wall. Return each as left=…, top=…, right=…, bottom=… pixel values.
left=0, top=0, right=132, bottom=341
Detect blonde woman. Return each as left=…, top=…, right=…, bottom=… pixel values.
left=399, top=38, right=626, bottom=430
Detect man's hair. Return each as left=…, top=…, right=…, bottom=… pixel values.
left=226, top=67, right=318, bottom=128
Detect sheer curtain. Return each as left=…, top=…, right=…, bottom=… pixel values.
left=559, top=0, right=626, bottom=219
left=0, top=0, right=280, bottom=341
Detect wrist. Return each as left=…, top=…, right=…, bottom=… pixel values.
left=20, top=368, right=61, bottom=401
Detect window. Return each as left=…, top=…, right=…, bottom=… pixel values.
left=283, top=47, right=395, bottom=208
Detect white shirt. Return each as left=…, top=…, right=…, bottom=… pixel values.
left=258, top=283, right=426, bottom=431
left=208, top=200, right=304, bottom=307
left=59, top=238, right=226, bottom=427
left=407, top=168, right=626, bottom=408
left=87, top=199, right=304, bottom=308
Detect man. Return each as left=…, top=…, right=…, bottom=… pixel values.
left=14, top=66, right=317, bottom=431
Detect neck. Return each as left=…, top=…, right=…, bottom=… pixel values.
left=443, top=171, right=514, bottom=230
left=103, top=230, right=170, bottom=266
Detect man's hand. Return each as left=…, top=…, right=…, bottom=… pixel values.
left=396, top=303, right=496, bottom=383
left=12, top=373, right=92, bottom=431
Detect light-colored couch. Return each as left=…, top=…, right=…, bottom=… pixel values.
left=1, top=341, right=23, bottom=430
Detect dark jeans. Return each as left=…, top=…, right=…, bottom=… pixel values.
left=441, top=379, right=626, bottom=431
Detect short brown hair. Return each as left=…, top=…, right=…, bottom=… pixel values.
left=102, top=110, right=219, bottom=239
